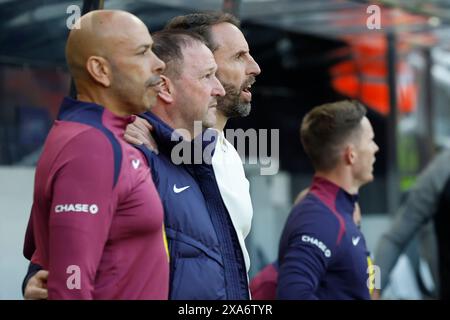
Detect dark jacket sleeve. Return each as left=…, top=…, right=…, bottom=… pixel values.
left=23, top=212, right=35, bottom=261
left=277, top=211, right=341, bottom=299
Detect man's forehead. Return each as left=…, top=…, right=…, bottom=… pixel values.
left=362, top=116, right=375, bottom=136
left=197, top=56, right=217, bottom=74
left=112, top=23, right=151, bottom=49
left=211, top=23, right=249, bottom=53
left=182, top=43, right=216, bottom=73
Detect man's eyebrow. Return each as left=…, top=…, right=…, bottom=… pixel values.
left=234, top=49, right=248, bottom=57
left=203, top=66, right=217, bottom=74
left=135, top=44, right=151, bottom=51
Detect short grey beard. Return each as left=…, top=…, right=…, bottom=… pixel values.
left=217, top=82, right=251, bottom=118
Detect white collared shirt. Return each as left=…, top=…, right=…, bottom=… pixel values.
left=212, top=130, right=253, bottom=273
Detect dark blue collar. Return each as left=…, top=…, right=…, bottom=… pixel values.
left=57, top=96, right=104, bottom=121
left=57, top=96, right=135, bottom=133
left=140, top=111, right=218, bottom=163
left=139, top=111, right=184, bottom=154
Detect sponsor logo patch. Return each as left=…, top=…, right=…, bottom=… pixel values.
left=301, top=235, right=331, bottom=258
left=55, top=204, right=98, bottom=215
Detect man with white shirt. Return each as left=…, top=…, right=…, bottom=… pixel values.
left=151, top=12, right=261, bottom=275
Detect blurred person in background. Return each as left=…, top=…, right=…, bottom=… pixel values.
left=277, top=100, right=378, bottom=300
left=375, top=149, right=450, bottom=299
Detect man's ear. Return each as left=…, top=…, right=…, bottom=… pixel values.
left=344, top=144, right=356, bottom=165
left=86, top=56, right=111, bottom=87
left=158, top=75, right=174, bottom=104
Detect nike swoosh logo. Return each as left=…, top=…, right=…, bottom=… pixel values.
left=352, top=236, right=361, bottom=246
left=132, top=159, right=140, bottom=169
left=173, top=184, right=190, bottom=193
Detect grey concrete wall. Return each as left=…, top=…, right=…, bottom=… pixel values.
left=0, top=166, right=34, bottom=300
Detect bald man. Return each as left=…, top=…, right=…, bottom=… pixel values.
left=22, top=10, right=169, bottom=299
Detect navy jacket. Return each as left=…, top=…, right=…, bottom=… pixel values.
left=277, top=176, right=371, bottom=300
left=136, top=112, right=249, bottom=300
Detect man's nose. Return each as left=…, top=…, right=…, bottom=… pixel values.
left=247, top=55, right=261, bottom=76
left=152, top=53, right=166, bottom=74
left=212, top=77, right=225, bottom=97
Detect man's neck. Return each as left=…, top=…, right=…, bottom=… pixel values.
left=213, top=110, right=228, bottom=132
left=315, top=170, right=359, bottom=195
